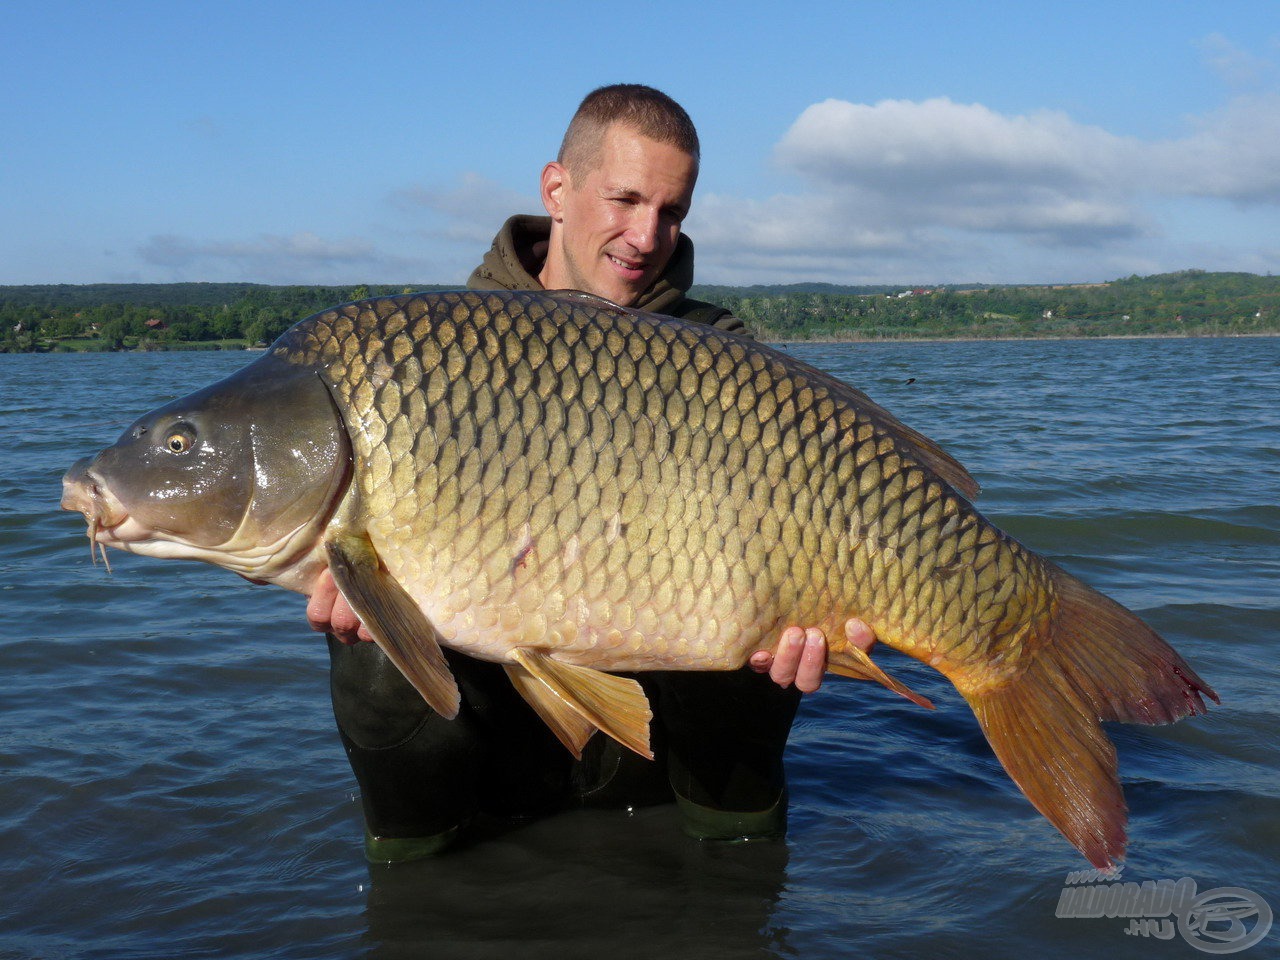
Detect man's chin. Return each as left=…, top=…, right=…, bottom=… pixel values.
left=589, top=285, right=641, bottom=308
left=609, top=277, right=656, bottom=308
left=598, top=259, right=653, bottom=305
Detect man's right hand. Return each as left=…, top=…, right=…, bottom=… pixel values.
left=307, top=568, right=371, bottom=644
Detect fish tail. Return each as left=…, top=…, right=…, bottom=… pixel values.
left=960, top=563, right=1217, bottom=868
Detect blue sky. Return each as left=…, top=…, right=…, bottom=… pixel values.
left=4, top=1, right=1278, bottom=286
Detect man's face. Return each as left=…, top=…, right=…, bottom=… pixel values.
left=539, top=123, right=698, bottom=307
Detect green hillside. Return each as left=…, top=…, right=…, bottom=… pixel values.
left=2, top=270, right=1276, bottom=352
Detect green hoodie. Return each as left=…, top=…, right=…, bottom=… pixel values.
left=467, top=215, right=747, bottom=336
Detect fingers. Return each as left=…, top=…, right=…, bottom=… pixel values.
left=305, top=569, right=339, bottom=633
left=790, top=628, right=827, bottom=693
left=845, top=617, right=876, bottom=653
left=336, top=595, right=374, bottom=644
left=753, top=626, right=827, bottom=693
left=306, top=569, right=371, bottom=644
left=752, top=617, right=878, bottom=694
left=748, top=626, right=802, bottom=676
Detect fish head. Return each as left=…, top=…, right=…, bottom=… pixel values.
left=61, top=354, right=351, bottom=587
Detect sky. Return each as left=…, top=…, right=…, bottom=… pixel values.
left=4, top=1, right=1279, bottom=287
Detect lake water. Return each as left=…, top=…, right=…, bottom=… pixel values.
left=1, top=337, right=1276, bottom=959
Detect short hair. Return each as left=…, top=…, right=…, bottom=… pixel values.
left=557, top=84, right=700, bottom=174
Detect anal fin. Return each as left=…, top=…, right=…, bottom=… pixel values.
left=325, top=531, right=461, bottom=720
left=510, top=649, right=654, bottom=760
left=503, top=662, right=599, bottom=758
left=828, top=641, right=935, bottom=709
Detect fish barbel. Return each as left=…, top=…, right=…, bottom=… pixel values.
left=61, top=289, right=1216, bottom=867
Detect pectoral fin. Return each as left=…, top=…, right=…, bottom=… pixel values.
left=828, top=643, right=935, bottom=710
left=509, top=649, right=654, bottom=760
left=325, top=531, right=461, bottom=720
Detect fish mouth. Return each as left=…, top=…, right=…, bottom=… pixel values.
left=61, top=459, right=136, bottom=569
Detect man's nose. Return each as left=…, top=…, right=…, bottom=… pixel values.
left=625, top=209, right=660, bottom=254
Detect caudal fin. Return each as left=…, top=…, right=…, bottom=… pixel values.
left=962, top=563, right=1217, bottom=868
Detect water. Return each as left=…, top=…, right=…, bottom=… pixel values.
left=2, top=338, right=1277, bottom=959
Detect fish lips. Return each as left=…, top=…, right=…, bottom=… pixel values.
left=61, top=457, right=130, bottom=538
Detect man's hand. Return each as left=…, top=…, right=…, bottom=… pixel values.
left=749, top=619, right=876, bottom=694
left=307, top=568, right=372, bottom=644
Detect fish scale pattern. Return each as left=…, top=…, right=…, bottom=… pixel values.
left=273, top=289, right=1055, bottom=679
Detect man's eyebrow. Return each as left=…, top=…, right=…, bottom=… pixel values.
left=600, top=185, right=645, bottom=199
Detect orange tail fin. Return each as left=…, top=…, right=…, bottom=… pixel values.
left=962, top=563, right=1217, bottom=868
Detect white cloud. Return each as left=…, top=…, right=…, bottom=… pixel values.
left=771, top=97, right=1148, bottom=244
left=1197, top=33, right=1275, bottom=89
left=691, top=192, right=917, bottom=256
left=129, top=172, right=542, bottom=285
left=389, top=172, right=539, bottom=245
left=136, top=232, right=429, bottom=284
left=776, top=98, right=1132, bottom=191
left=690, top=86, right=1280, bottom=284
left=1153, top=93, right=1280, bottom=202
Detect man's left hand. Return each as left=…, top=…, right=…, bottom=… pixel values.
left=749, top=619, right=877, bottom=693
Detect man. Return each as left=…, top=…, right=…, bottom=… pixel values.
left=310, top=85, right=875, bottom=861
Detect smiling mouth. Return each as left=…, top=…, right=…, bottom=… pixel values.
left=607, top=253, right=647, bottom=276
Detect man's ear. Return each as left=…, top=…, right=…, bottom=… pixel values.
left=540, top=161, right=569, bottom=221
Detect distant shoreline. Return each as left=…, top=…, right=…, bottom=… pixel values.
left=764, top=330, right=1280, bottom=345
left=6, top=269, right=1278, bottom=352
left=10, top=329, right=1279, bottom=356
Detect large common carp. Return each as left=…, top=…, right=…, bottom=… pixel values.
left=62, top=289, right=1215, bottom=867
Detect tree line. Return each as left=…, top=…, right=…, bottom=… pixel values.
left=0, top=284, right=455, bottom=353
left=1, top=271, right=1276, bottom=353
left=698, top=271, right=1280, bottom=340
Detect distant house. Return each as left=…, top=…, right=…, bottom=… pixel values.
left=145, top=318, right=167, bottom=331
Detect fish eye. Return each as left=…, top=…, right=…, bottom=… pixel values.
left=163, top=424, right=197, bottom=454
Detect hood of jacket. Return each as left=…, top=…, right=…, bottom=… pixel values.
left=466, top=214, right=695, bottom=315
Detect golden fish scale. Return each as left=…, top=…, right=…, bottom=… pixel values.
left=274, top=291, right=1056, bottom=681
